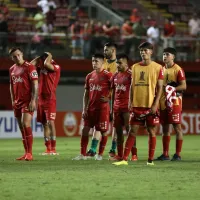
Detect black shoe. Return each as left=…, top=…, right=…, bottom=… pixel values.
left=155, top=154, right=170, bottom=161
left=108, top=149, right=116, bottom=157
left=171, top=154, right=181, bottom=161
left=86, top=149, right=96, bottom=157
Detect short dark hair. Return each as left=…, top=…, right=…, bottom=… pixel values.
left=138, top=42, right=153, bottom=50
left=163, top=47, right=176, bottom=56
left=92, top=53, right=104, bottom=60
left=40, top=52, right=48, bottom=60
left=117, top=53, right=129, bottom=61
left=104, top=42, right=117, bottom=49
left=9, top=47, right=22, bottom=55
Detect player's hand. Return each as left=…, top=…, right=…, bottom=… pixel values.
left=12, top=101, right=15, bottom=108
left=100, top=96, right=109, bottom=102
left=29, top=100, right=36, bottom=112
left=82, top=110, right=88, bottom=119
left=128, top=102, right=132, bottom=111
left=150, top=104, right=158, bottom=115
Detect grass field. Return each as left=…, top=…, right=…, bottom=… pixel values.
left=0, top=136, right=200, bottom=200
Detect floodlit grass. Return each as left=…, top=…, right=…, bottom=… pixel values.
left=0, top=136, right=200, bottom=200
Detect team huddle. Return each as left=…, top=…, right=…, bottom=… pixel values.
left=73, top=42, right=187, bottom=166
left=9, top=41, right=186, bottom=165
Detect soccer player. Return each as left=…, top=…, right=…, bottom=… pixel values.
left=155, top=47, right=186, bottom=161
left=31, top=52, right=60, bottom=155
left=73, top=53, right=112, bottom=160
left=9, top=47, right=38, bottom=161
left=113, top=42, right=164, bottom=166
left=109, top=53, right=138, bottom=161
left=86, top=42, right=118, bottom=157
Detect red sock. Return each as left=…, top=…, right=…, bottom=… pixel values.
left=131, top=146, right=137, bottom=156
left=148, top=136, right=156, bottom=161
left=162, top=136, right=170, bottom=156
left=176, top=139, right=183, bottom=156
left=81, top=135, right=89, bottom=156
left=21, top=129, right=28, bottom=153
left=45, top=140, right=51, bottom=151
left=123, top=135, right=135, bottom=161
left=117, top=143, right=123, bottom=158
left=24, top=127, right=33, bottom=154
left=51, top=140, right=56, bottom=151
left=98, top=136, right=108, bottom=155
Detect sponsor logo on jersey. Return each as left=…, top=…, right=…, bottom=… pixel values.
left=41, top=68, right=48, bottom=75
left=89, top=84, right=102, bottom=91
left=115, top=84, right=126, bottom=91
left=12, top=76, right=23, bottom=84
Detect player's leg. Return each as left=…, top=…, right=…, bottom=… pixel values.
left=171, top=123, right=183, bottom=161
left=21, top=112, right=34, bottom=161
left=108, top=128, right=117, bottom=157
left=86, top=129, right=101, bottom=157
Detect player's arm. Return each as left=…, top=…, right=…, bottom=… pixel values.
left=82, top=89, right=89, bottom=118
left=151, top=79, right=163, bottom=114
left=30, top=56, right=40, bottom=66
left=128, top=80, right=133, bottom=111
left=9, top=83, right=14, bottom=107
left=29, top=80, right=38, bottom=112
left=43, top=52, right=55, bottom=71
left=176, top=80, right=187, bottom=92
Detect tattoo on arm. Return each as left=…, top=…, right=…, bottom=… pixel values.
left=31, top=80, right=38, bottom=101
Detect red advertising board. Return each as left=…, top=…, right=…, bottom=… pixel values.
left=55, top=111, right=200, bottom=137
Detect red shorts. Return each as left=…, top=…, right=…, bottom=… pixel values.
left=113, top=107, right=129, bottom=127
left=160, top=105, right=182, bottom=124
left=129, top=107, right=160, bottom=126
left=37, top=99, right=56, bottom=124
left=14, top=103, right=33, bottom=118
left=84, top=108, right=109, bottom=132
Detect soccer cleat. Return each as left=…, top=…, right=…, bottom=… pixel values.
left=112, top=160, right=128, bottom=166
left=109, top=155, right=122, bottom=161
left=40, top=150, right=52, bottom=155
left=171, top=154, right=181, bottom=161
left=25, top=153, right=33, bottom=161
left=130, top=155, right=138, bottom=161
left=155, top=154, right=170, bottom=161
left=72, top=155, right=87, bottom=160
left=109, top=150, right=116, bottom=157
left=94, top=154, right=103, bottom=161
left=16, top=154, right=26, bottom=161
left=86, top=149, right=96, bottom=158
left=51, top=150, right=59, bottom=155
left=147, top=160, right=154, bottom=166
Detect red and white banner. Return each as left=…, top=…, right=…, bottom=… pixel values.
left=55, top=110, right=200, bottom=137
left=0, top=111, right=200, bottom=138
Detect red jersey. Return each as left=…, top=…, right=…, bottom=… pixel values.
left=9, top=61, right=38, bottom=108
left=111, top=69, right=132, bottom=110
left=38, top=60, right=60, bottom=100
left=85, top=69, right=112, bottom=110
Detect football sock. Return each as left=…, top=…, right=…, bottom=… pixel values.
left=110, top=140, right=117, bottom=151
left=21, top=129, right=28, bottom=153
left=81, top=135, right=89, bottom=156
left=98, top=136, right=108, bottom=155
left=163, top=135, right=170, bottom=156
left=131, top=146, right=137, bottom=156
left=24, top=127, right=33, bottom=155
left=148, top=136, right=156, bottom=161
left=123, top=135, right=135, bottom=161
left=50, top=136, right=56, bottom=151
left=176, top=139, right=183, bottom=156
left=44, top=137, right=51, bottom=151
left=90, top=138, right=99, bottom=153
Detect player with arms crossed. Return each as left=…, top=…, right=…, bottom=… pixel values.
left=113, top=42, right=164, bottom=166
left=110, top=53, right=138, bottom=161
left=9, top=47, right=38, bottom=161
left=155, top=47, right=186, bottom=161
left=73, top=53, right=112, bottom=160
left=31, top=52, right=60, bottom=155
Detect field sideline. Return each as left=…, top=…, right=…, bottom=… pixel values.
left=0, top=136, right=200, bottom=200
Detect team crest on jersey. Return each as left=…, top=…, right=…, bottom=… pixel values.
left=139, top=71, right=145, bottom=81
left=30, top=70, right=38, bottom=78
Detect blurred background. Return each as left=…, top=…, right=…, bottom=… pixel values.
left=0, top=0, right=200, bottom=136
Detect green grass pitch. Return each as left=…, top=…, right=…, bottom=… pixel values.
left=0, top=136, right=200, bottom=200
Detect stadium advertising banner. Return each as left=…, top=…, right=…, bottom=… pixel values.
left=0, top=111, right=43, bottom=138
left=0, top=111, right=200, bottom=138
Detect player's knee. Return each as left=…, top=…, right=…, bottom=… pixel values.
left=22, top=121, right=31, bottom=128
left=174, top=125, right=182, bottom=136
left=82, top=126, right=90, bottom=136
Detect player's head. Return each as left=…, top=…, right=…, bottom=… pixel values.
left=138, top=42, right=153, bottom=60
left=9, top=47, right=24, bottom=65
left=92, top=53, right=104, bottom=71
left=116, top=53, right=129, bottom=72
left=163, top=47, right=176, bottom=63
left=40, top=52, right=49, bottom=61
left=104, top=42, right=117, bottom=59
